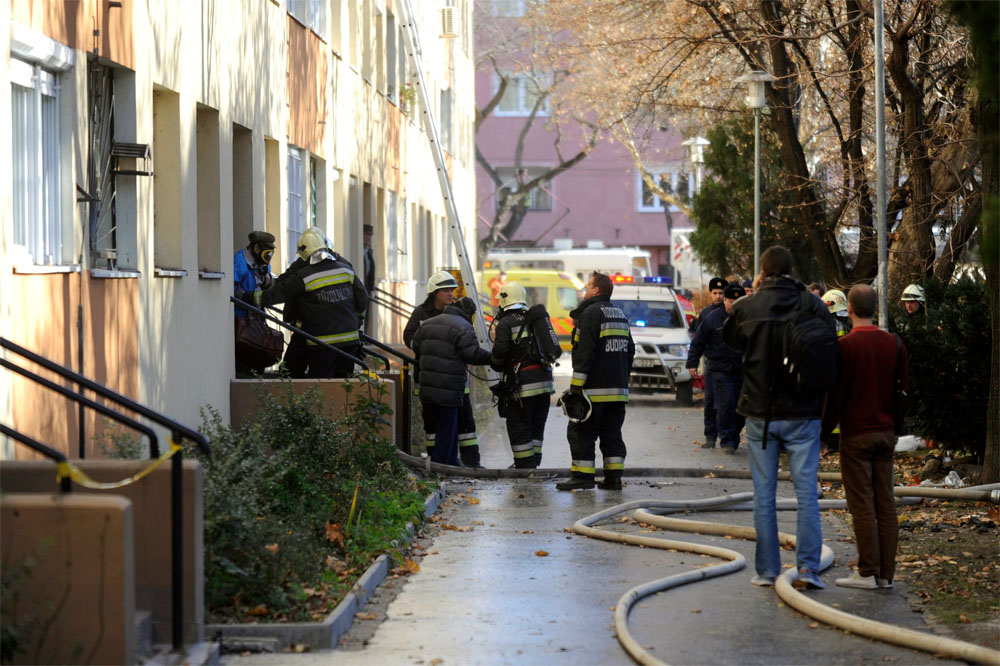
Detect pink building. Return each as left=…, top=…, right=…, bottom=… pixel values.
left=473, top=17, right=706, bottom=289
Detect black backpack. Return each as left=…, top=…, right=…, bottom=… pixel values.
left=779, top=292, right=839, bottom=395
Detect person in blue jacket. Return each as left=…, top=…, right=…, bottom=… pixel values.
left=233, top=231, right=275, bottom=374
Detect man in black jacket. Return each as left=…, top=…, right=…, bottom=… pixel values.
left=404, top=272, right=485, bottom=467
left=723, top=246, right=835, bottom=590
left=686, top=283, right=746, bottom=454
left=412, top=298, right=492, bottom=466
left=246, top=227, right=367, bottom=379
left=690, top=276, right=727, bottom=448
left=490, top=282, right=556, bottom=469
left=556, top=272, right=635, bottom=491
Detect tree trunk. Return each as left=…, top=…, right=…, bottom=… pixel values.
left=760, top=0, right=848, bottom=285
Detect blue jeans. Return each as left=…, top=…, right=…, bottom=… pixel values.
left=746, top=417, right=822, bottom=578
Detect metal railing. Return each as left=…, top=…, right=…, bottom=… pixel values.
left=372, top=286, right=415, bottom=316
left=0, top=337, right=211, bottom=652
left=361, top=333, right=416, bottom=454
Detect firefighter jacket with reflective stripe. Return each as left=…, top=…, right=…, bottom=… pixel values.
left=569, top=294, right=635, bottom=402
left=490, top=307, right=555, bottom=399
left=255, top=255, right=368, bottom=348
left=411, top=304, right=492, bottom=407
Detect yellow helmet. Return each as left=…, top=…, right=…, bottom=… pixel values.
left=296, top=226, right=330, bottom=261
left=498, top=281, right=527, bottom=309
left=821, top=289, right=847, bottom=314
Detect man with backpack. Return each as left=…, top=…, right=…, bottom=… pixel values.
left=723, top=246, right=838, bottom=590
left=490, top=282, right=560, bottom=468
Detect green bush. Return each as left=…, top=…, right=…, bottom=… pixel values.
left=893, top=276, right=990, bottom=457
left=195, top=379, right=431, bottom=622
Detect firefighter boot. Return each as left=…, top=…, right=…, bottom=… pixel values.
left=460, top=444, right=484, bottom=469
left=556, top=476, right=595, bottom=491
left=598, top=471, right=623, bottom=490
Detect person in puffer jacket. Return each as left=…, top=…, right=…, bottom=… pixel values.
left=490, top=282, right=556, bottom=469
left=412, top=297, right=492, bottom=466
left=556, top=272, right=635, bottom=491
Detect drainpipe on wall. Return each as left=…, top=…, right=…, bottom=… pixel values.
left=78, top=303, right=85, bottom=459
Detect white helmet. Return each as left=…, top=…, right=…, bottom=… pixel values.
left=900, top=284, right=925, bottom=303
left=427, top=270, right=459, bottom=294
left=498, top=281, right=527, bottom=309
left=296, top=226, right=330, bottom=261
left=821, top=289, right=847, bottom=314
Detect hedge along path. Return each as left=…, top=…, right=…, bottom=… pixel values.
left=572, top=493, right=1000, bottom=666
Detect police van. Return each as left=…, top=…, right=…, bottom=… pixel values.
left=610, top=276, right=694, bottom=405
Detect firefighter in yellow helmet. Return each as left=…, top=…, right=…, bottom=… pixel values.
left=242, top=226, right=368, bottom=378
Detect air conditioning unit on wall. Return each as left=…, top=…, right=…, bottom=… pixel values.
left=440, top=6, right=458, bottom=38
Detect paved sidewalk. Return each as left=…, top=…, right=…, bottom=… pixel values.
left=227, top=389, right=957, bottom=665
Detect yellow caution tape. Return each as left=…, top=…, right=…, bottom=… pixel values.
left=57, top=441, right=184, bottom=490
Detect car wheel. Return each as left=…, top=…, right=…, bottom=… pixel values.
left=676, top=381, right=694, bottom=406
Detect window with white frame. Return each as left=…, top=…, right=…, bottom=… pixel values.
left=637, top=169, right=692, bottom=212
left=386, top=12, right=397, bottom=102
left=440, top=87, right=453, bottom=151
left=387, top=190, right=399, bottom=281
left=287, top=146, right=306, bottom=265
left=11, top=56, right=62, bottom=265
left=289, top=0, right=327, bottom=39
left=496, top=167, right=552, bottom=211
left=494, top=74, right=548, bottom=116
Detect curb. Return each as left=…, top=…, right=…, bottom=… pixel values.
left=208, top=482, right=448, bottom=650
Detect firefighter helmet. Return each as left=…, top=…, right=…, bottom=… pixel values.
left=427, top=271, right=459, bottom=294
left=557, top=389, right=592, bottom=423
left=822, top=289, right=848, bottom=314
left=498, top=282, right=527, bottom=309
left=296, top=226, right=330, bottom=261
left=900, top=284, right=925, bottom=303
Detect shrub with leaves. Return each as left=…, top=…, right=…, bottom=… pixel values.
left=893, top=276, right=990, bottom=458
left=195, top=379, right=431, bottom=622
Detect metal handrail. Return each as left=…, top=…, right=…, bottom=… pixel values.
left=373, top=286, right=415, bottom=314
left=1, top=358, right=162, bottom=454
left=361, top=334, right=416, bottom=454
left=1, top=424, right=72, bottom=493
left=0, top=336, right=210, bottom=651
left=370, top=293, right=413, bottom=319
left=231, top=296, right=368, bottom=370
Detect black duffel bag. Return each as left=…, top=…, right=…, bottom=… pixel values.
left=235, top=316, right=283, bottom=372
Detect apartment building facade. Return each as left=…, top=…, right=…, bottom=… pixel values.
left=1, top=0, right=477, bottom=458
left=473, top=1, right=705, bottom=286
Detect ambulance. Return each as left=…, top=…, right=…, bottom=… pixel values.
left=477, top=268, right=584, bottom=351
left=609, top=275, right=694, bottom=405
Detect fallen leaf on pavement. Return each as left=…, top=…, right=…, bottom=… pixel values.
left=535, top=550, right=549, bottom=557
left=466, top=496, right=480, bottom=505
left=355, top=612, right=377, bottom=620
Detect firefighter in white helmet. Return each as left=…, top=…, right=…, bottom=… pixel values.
left=404, top=271, right=485, bottom=467
left=242, top=226, right=368, bottom=378
left=900, top=284, right=925, bottom=317
left=490, top=281, right=560, bottom=468
left=822, top=289, right=851, bottom=337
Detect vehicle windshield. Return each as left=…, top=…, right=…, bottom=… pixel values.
left=612, top=300, right=683, bottom=328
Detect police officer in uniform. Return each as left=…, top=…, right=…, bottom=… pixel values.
left=490, top=282, right=556, bottom=469
left=689, top=277, right=727, bottom=448
left=404, top=271, right=484, bottom=468
left=245, top=226, right=367, bottom=378
left=686, top=283, right=746, bottom=454
left=556, top=272, right=635, bottom=491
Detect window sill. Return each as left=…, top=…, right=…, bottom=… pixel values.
left=154, top=268, right=188, bottom=278
left=13, top=264, right=81, bottom=275
left=91, top=269, right=141, bottom=279
left=199, top=271, right=226, bottom=280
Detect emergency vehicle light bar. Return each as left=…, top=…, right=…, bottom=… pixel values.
left=642, top=276, right=674, bottom=285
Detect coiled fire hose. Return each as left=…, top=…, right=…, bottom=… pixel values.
left=398, top=452, right=1000, bottom=664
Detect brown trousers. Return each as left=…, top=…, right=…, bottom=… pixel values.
left=840, top=430, right=898, bottom=581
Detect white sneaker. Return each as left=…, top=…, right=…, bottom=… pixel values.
left=751, top=574, right=776, bottom=587
left=877, top=577, right=893, bottom=589
left=835, top=571, right=878, bottom=589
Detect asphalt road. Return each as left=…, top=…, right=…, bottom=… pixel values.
left=227, top=368, right=962, bottom=665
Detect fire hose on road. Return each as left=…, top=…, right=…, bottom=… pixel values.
left=398, top=452, right=1000, bottom=664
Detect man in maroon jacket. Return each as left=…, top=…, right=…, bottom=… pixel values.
left=823, top=284, right=908, bottom=589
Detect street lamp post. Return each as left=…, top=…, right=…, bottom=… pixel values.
left=736, top=71, right=776, bottom=277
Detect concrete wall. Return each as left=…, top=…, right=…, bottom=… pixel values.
left=1, top=493, right=136, bottom=665
left=0, top=459, right=205, bottom=646
left=2, top=0, right=476, bottom=459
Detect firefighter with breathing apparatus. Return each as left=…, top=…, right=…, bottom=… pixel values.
left=490, top=282, right=562, bottom=469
